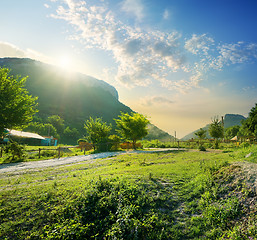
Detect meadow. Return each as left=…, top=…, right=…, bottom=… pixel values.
left=0, top=145, right=257, bottom=239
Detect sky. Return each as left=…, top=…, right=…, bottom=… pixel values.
left=1, top=0, right=257, bottom=138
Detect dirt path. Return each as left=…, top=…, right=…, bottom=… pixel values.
left=0, top=148, right=178, bottom=174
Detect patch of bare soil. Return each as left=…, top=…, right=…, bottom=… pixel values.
left=215, top=162, right=257, bottom=232
left=233, top=161, right=257, bottom=194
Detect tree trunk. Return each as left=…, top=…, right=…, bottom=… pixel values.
left=132, top=140, right=137, bottom=150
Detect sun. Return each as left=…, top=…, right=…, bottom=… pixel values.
left=57, top=56, right=71, bottom=69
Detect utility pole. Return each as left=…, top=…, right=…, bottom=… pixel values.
left=221, top=116, right=225, bottom=142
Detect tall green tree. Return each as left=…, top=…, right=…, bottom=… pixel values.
left=0, top=67, right=37, bottom=137
left=47, top=115, right=65, bottom=135
left=194, top=128, right=206, bottom=146
left=244, top=103, right=257, bottom=137
left=63, top=126, right=80, bottom=144
left=225, top=125, right=240, bottom=140
left=84, top=117, right=112, bottom=151
left=24, top=122, right=59, bottom=139
left=208, top=116, right=224, bottom=149
left=115, top=112, right=149, bottom=149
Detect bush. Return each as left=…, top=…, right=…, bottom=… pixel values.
left=108, top=134, right=121, bottom=151
left=77, top=138, right=87, bottom=144
left=41, top=178, right=172, bottom=239
left=199, top=145, right=206, bottom=151
left=39, top=150, right=57, bottom=158
left=240, top=142, right=250, bottom=148
left=4, top=141, right=26, bottom=162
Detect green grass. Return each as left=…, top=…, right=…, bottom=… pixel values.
left=0, top=147, right=257, bottom=239
left=0, top=145, right=91, bottom=164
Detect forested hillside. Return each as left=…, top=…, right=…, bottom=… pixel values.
left=0, top=58, right=172, bottom=143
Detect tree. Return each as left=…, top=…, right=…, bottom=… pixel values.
left=0, top=67, right=37, bottom=137
left=244, top=103, right=257, bottom=135
left=115, top=112, right=149, bottom=149
left=238, top=122, right=252, bottom=140
left=208, top=117, right=224, bottom=149
left=225, top=125, right=240, bottom=140
left=63, top=126, right=80, bottom=144
left=47, top=115, right=65, bottom=135
left=24, top=122, right=59, bottom=139
left=84, top=117, right=112, bottom=151
left=194, top=128, right=206, bottom=147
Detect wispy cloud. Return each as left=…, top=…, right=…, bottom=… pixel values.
left=121, top=0, right=145, bottom=21
left=163, top=9, right=170, bottom=20
left=140, top=96, right=174, bottom=107
left=44, top=4, right=50, bottom=9
left=49, top=1, right=257, bottom=93
left=211, top=42, right=257, bottom=70
left=185, top=34, right=214, bottom=55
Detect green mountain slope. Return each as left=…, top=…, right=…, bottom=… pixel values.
left=181, top=114, right=246, bottom=140
left=0, top=58, right=172, bottom=142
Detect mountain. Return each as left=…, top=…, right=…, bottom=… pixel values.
left=0, top=57, right=172, bottom=142
left=223, top=114, right=246, bottom=128
left=181, top=114, right=246, bottom=140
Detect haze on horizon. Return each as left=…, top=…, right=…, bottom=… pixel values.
left=1, top=0, right=257, bottom=138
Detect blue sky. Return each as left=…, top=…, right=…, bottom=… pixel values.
left=1, top=0, right=257, bottom=137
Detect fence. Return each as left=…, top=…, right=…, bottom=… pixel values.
left=0, top=141, right=143, bottom=159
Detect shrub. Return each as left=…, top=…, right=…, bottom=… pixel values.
left=4, top=141, right=26, bottom=162
left=199, top=145, right=206, bottom=151
left=240, top=142, right=250, bottom=148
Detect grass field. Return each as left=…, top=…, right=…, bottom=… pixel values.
left=1, top=146, right=257, bottom=239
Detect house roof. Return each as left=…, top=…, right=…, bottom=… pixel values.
left=8, top=129, right=45, bottom=140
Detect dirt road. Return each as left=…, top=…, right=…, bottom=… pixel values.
left=0, top=149, right=178, bottom=174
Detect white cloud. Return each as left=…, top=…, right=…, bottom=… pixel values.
left=140, top=96, right=174, bottom=107
left=44, top=4, right=50, bottom=9
left=50, top=1, right=257, bottom=93
left=121, top=0, right=145, bottom=21
left=163, top=9, right=170, bottom=20
left=185, top=34, right=214, bottom=55
left=211, top=42, right=257, bottom=70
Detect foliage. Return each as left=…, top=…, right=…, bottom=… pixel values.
left=1, top=150, right=256, bottom=239
left=209, top=116, right=224, bottom=148
left=0, top=67, right=38, bottom=136
left=24, top=122, right=59, bottom=139
left=195, top=128, right=206, bottom=140
left=198, top=145, right=206, bottom=151
left=108, top=134, right=121, bottom=151
left=195, top=128, right=207, bottom=150
left=115, top=112, right=149, bottom=149
left=238, top=122, right=252, bottom=138
left=244, top=103, right=257, bottom=134
left=225, top=125, right=240, bottom=139
left=3, top=141, right=26, bottom=162
left=63, top=126, right=80, bottom=144
left=0, top=58, right=171, bottom=145
left=84, top=117, right=112, bottom=151
left=77, top=138, right=87, bottom=143
left=47, top=115, right=65, bottom=135
left=0, top=151, right=257, bottom=240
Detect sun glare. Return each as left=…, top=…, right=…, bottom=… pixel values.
left=57, top=56, right=71, bottom=69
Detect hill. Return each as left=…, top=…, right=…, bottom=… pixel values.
left=181, top=114, right=246, bottom=140
left=0, top=57, right=172, bottom=143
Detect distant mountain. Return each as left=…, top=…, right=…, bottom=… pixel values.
left=0, top=58, right=172, bottom=143
left=223, top=114, right=246, bottom=128
left=181, top=114, right=246, bottom=140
